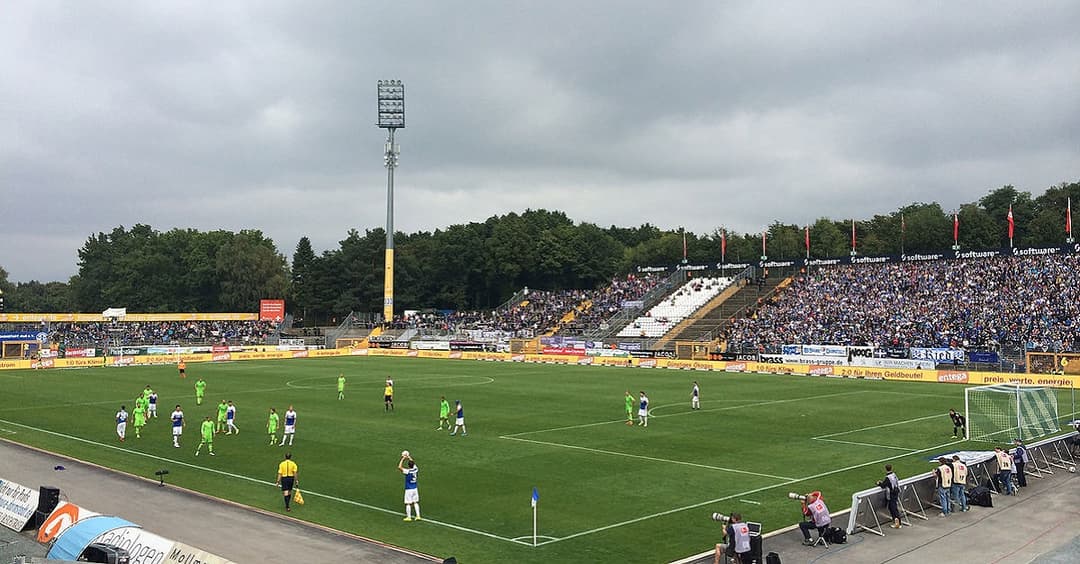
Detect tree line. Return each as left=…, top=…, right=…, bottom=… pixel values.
left=1, top=182, right=1076, bottom=323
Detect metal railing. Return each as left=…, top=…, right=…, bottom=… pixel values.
left=585, top=269, right=688, bottom=339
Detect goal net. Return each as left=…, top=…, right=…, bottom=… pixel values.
left=965, top=384, right=1059, bottom=442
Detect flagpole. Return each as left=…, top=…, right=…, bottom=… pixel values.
left=1067, top=197, right=1074, bottom=244
left=533, top=503, right=537, bottom=547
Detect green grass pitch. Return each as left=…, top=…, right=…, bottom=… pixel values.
left=0, top=357, right=1072, bottom=563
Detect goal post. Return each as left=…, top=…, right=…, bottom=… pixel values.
left=965, top=384, right=1060, bottom=442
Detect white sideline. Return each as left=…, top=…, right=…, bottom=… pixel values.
left=0, top=417, right=531, bottom=546
left=500, top=435, right=796, bottom=480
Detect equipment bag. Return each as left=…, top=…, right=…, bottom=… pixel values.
left=824, top=526, right=847, bottom=544
left=967, top=485, right=993, bottom=508
left=766, top=552, right=782, bottom=564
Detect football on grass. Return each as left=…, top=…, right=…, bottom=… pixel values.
left=401, top=450, right=410, bottom=458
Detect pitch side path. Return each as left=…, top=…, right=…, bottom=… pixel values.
left=681, top=466, right=1080, bottom=564
left=0, top=440, right=438, bottom=563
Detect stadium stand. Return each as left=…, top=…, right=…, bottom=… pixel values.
left=43, top=320, right=277, bottom=347
left=617, top=277, right=732, bottom=338
left=724, top=254, right=1080, bottom=354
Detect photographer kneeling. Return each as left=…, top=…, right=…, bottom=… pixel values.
left=796, top=491, right=831, bottom=546
left=713, top=512, right=751, bottom=564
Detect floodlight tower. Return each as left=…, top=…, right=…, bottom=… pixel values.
left=376, top=80, right=405, bottom=324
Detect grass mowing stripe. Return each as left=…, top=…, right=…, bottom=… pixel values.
left=504, top=389, right=870, bottom=438
left=535, top=437, right=964, bottom=546
left=0, top=417, right=529, bottom=546
left=811, top=437, right=917, bottom=451
left=813, top=412, right=944, bottom=439
left=500, top=435, right=796, bottom=480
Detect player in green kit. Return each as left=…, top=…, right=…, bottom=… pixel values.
left=437, top=396, right=451, bottom=430
left=624, top=391, right=634, bottom=426
left=216, top=400, right=228, bottom=433
left=267, top=407, right=279, bottom=445
left=195, top=416, right=215, bottom=456
left=337, top=373, right=346, bottom=400
left=195, top=378, right=206, bottom=405
left=134, top=393, right=148, bottom=419
left=132, top=402, right=147, bottom=438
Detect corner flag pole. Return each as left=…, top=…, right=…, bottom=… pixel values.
left=531, top=487, right=539, bottom=546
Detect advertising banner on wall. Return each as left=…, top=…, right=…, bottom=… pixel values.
left=0, top=478, right=39, bottom=531
left=37, top=501, right=101, bottom=543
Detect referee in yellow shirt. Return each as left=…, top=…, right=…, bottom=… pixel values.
left=276, top=452, right=299, bottom=511
left=384, top=378, right=394, bottom=412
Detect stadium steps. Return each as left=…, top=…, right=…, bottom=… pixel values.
left=665, top=275, right=789, bottom=344
left=653, top=279, right=746, bottom=349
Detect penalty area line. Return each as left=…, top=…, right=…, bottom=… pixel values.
left=500, top=435, right=795, bottom=480
left=0, top=418, right=528, bottom=546
left=811, top=437, right=916, bottom=452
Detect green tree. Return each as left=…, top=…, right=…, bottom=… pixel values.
left=291, top=237, right=316, bottom=323
left=215, top=230, right=289, bottom=311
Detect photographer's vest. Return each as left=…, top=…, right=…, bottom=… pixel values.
left=997, top=451, right=1013, bottom=471
left=808, top=498, right=830, bottom=527
left=937, top=464, right=952, bottom=488
left=732, top=523, right=751, bottom=554
left=952, top=461, right=968, bottom=485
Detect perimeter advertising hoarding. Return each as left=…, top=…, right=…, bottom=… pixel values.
left=37, top=501, right=101, bottom=543
left=760, top=243, right=1079, bottom=269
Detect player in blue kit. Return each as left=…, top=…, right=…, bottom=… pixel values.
left=638, top=391, right=649, bottom=427
left=449, top=400, right=467, bottom=436
left=115, top=405, right=128, bottom=441
left=225, top=400, right=239, bottom=435
left=171, top=405, right=184, bottom=448
left=398, top=452, right=421, bottom=521
left=279, top=405, right=297, bottom=446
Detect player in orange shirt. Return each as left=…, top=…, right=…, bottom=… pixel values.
left=178, top=359, right=187, bottom=379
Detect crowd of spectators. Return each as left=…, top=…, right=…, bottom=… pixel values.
left=46, top=320, right=278, bottom=347
left=724, top=254, right=1080, bottom=354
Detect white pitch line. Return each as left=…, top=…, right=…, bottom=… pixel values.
left=503, top=390, right=869, bottom=438
left=500, top=435, right=795, bottom=480
left=811, top=437, right=916, bottom=452
left=533, top=437, right=964, bottom=546
left=813, top=412, right=943, bottom=439
left=0, top=418, right=528, bottom=546
left=739, top=499, right=761, bottom=505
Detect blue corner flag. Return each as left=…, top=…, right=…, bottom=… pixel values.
left=531, top=487, right=539, bottom=508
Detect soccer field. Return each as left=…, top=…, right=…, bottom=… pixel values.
left=0, top=357, right=1073, bottom=563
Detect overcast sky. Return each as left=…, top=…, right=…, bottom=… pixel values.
left=3, top=1, right=1078, bottom=282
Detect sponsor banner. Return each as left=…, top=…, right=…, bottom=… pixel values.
left=164, top=541, right=236, bottom=564
left=635, top=265, right=668, bottom=273
left=0, top=332, right=46, bottom=342
left=911, top=347, right=965, bottom=362
left=784, top=344, right=847, bottom=357
left=350, top=348, right=369, bottom=356
left=967, top=351, right=1000, bottom=364
left=88, top=526, right=174, bottom=564
left=639, top=359, right=657, bottom=368
left=784, top=355, right=847, bottom=366
left=542, top=347, right=586, bottom=355
left=63, top=348, right=97, bottom=358
left=834, top=366, right=931, bottom=381
left=937, top=371, right=969, bottom=384
left=276, top=344, right=307, bottom=351
left=37, top=501, right=101, bottom=543
left=758, top=244, right=1079, bottom=269
left=40, top=349, right=59, bottom=359
left=259, top=299, right=286, bottom=321
left=852, top=357, right=936, bottom=370
left=628, top=350, right=655, bottom=358
left=449, top=341, right=485, bottom=351
left=620, top=300, right=644, bottom=309
left=448, top=351, right=462, bottom=359
left=808, top=365, right=834, bottom=375
left=577, top=356, right=594, bottom=365
left=291, top=350, right=309, bottom=359
left=0, top=478, right=40, bottom=531
left=411, top=341, right=450, bottom=351
left=390, top=341, right=410, bottom=349
left=212, top=352, right=232, bottom=362
left=211, top=345, right=231, bottom=353
left=654, top=350, right=676, bottom=359
left=0, top=359, right=33, bottom=370
left=592, top=357, right=635, bottom=367
left=585, top=349, right=630, bottom=358
left=279, top=338, right=305, bottom=347
left=617, top=341, right=642, bottom=351
left=33, top=358, right=56, bottom=369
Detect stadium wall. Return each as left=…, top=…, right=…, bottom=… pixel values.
left=2, top=348, right=1078, bottom=388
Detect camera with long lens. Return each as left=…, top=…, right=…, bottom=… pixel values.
left=710, top=513, right=732, bottom=523
left=787, top=492, right=807, bottom=501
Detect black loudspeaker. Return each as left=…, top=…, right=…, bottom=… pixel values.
left=442, top=558, right=457, bottom=564
left=38, top=486, right=61, bottom=514
left=30, top=509, right=51, bottom=530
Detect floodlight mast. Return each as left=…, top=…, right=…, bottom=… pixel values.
left=376, top=80, right=405, bottom=324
